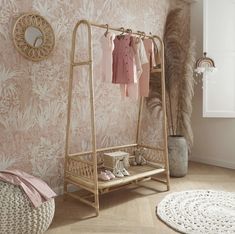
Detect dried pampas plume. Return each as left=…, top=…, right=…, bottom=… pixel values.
left=176, top=40, right=196, bottom=152
left=164, top=8, right=189, bottom=135
left=147, top=8, right=195, bottom=152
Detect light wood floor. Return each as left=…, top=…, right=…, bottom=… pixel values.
left=46, top=162, right=235, bottom=234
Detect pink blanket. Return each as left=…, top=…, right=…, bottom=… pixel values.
left=0, top=169, right=56, bottom=208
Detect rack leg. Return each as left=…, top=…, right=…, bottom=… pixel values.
left=95, top=207, right=99, bottom=216
left=63, top=181, right=68, bottom=201
left=166, top=170, right=170, bottom=191
left=94, top=192, right=99, bottom=216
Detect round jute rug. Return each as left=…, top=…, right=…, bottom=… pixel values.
left=156, top=190, right=235, bottom=234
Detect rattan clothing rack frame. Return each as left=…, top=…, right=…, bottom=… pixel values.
left=64, top=19, right=170, bottom=216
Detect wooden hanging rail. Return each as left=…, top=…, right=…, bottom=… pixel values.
left=64, top=19, right=170, bottom=217
left=89, top=21, right=162, bottom=41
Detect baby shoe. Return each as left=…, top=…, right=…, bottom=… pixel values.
left=105, top=170, right=115, bottom=179
left=113, top=170, right=124, bottom=178
left=122, top=168, right=130, bottom=176
left=98, top=171, right=110, bottom=181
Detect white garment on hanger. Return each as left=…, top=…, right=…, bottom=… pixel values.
left=100, top=32, right=115, bottom=82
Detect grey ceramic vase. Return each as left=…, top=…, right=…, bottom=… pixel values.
left=168, top=135, right=188, bottom=177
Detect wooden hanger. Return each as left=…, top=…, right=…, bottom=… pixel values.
left=136, top=31, right=142, bottom=42
left=104, top=24, right=109, bottom=37
left=126, top=28, right=132, bottom=34
left=117, top=27, right=125, bottom=39
left=141, top=31, right=146, bottom=39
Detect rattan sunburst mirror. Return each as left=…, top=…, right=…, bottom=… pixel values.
left=13, top=13, right=55, bottom=62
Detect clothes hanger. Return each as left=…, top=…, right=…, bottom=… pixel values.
left=141, top=31, right=146, bottom=40
left=126, top=28, right=132, bottom=34
left=136, top=31, right=142, bottom=43
left=120, top=27, right=125, bottom=35
left=104, top=24, right=109, bottom=37
left=137, top=31, right=142, bottom=37
left=118, top=27, right=125, bottom=39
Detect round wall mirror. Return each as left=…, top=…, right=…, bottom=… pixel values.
left=13, top=13, right=55, bottom=61
left=25, top=26, right=43, bottom=47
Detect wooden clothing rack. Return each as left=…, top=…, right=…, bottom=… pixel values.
left=64, top=19, right=170, bottom=216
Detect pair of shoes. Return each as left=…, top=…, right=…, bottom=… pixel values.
left=98, top=170, right=115, bottom=181
left=114, top=168, right=130, bottom=178
left=105, top=170, right=115, bottom=179
left=122, top=168, right=130, bottom=176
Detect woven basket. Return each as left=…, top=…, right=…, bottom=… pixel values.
left=0, top=181, right=55, bottom=234
left=103, top=151, right=129, bottom=171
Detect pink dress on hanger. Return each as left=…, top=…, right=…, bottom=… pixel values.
left=100, top=32, right=115, bottom=82
left=139, top=39, right=156, bottom=97
left=112, top=34, right=135, bottom=84
left=120, top=36, right=148, bottom=100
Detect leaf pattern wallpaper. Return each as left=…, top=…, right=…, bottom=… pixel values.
left=0, top=0, right=189, bottom=193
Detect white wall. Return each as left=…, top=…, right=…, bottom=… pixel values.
left=190, top=0, right=235, bottom=169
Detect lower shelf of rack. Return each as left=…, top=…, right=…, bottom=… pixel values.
left=65, top=164, right=165, bottom=191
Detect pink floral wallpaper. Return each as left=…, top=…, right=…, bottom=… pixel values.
left=0, top=0, right=188, bottom=193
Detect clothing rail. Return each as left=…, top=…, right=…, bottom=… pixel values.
left=64, top=19, right=170, bottom=216
left=89, top=21, right=162, bottom=44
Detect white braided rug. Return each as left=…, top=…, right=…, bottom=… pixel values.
left=156, top=190, right=235, bottom=234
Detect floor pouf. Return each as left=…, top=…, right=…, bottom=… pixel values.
left=0, top=181, right=55, bottom=234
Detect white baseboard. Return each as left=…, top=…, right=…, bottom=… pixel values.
left=189, top=156, right=235, bottom=170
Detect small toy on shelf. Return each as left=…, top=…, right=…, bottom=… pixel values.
left=130, top=148, right=147, bottom=166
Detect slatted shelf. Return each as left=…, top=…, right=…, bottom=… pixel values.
left=66, top=164, right=165, bottom=191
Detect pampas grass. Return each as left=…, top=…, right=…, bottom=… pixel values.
left=164, top=8, right=189, bottom=135
left=164, top=8, right=195, bottom=151
left=147, top=8, right=195, bottom=152
left=176, top=40, right=196, bottom=152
